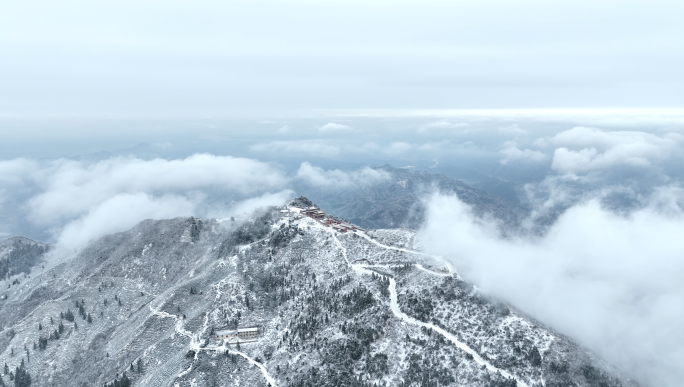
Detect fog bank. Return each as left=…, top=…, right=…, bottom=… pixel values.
left=419, top=192, right=684, bottom=386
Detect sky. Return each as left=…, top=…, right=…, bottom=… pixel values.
left=1, top=0, right=683, bottom=115
left=1, top=1, right=684, bottom=386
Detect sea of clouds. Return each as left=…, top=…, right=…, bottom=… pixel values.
left=1, top=113, right=684, bottom=386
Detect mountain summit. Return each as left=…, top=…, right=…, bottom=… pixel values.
left=0, top=203, right=637, bottom=387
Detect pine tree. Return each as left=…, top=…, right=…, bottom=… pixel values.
left=14, top=364, right=31, bottom=387
left=120, top=372, right=131, bottom=387
left=38, top=323, right=42, bottom=331
left=3, top=362, right=7, bottom=375
left=87, top=313, right=92, bottom=323
left=528, top=346, right=542, bottom=367
left=136, top=358, right=143, bottom=373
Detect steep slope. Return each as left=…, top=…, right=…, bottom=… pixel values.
left=298, top=165, right=527, bottom=230
left=0, top=205, right=637, bottom=387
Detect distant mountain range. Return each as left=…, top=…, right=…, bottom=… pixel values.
left=297, top=165, right=528, bottom=231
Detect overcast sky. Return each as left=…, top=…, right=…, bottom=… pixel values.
left=1, top=0, right=683, bottom=115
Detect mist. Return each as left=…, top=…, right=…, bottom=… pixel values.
left=419, top=190, right=684, bottom=386
left=0, top=154, right=293, bottom=248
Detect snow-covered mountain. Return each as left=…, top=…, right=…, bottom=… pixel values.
left=0, top=201, right=637, bottom=387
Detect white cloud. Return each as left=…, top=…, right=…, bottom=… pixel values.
left=498, top=124, right=527, bottom=135
left=540, top=127, right=683, bottom=174
left=277, top=125, right=291, bottom=134
left=318, top=123, right=352, bottom=133
left=418, top=121, right=470, bottom=134
left=419, top=192, right=684, bottom=387
left=57, top=193, right=196, bottom=249
left=499, top=141, right=547, bottom=164
left=26, top=154, right=287, bottom=226
left=0, top=154, right=290, bottom=246
left=211, top=190, right=295, bottom=219
left=295, top=162, right=390, bottom=187
left=250, top=140, right=340, bottom=157
left=0, top=158, right=40, bottom=186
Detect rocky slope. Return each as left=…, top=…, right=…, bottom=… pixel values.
left=0, top=203, right=637, bottom=387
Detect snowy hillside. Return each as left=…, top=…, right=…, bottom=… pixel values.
left=0, top=202, right=637, bottom=387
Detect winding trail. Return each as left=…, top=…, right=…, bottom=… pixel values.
left=323, top=224, right=528, bottom=387
left=356, top=231, right=454, bottom=273
left=228, top=349, right=277, bottom=386
left=148, top=216, right=523, bottom=387
left=152, top=303, right=277, bottom=385
left=386, top=277, right=528, bottom=387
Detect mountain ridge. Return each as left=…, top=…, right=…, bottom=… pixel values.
left=0, top=202, right=638, bottom=387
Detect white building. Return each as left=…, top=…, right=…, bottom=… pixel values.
left=213, top=327, right=259, bottom=340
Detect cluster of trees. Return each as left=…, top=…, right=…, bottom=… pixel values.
left=72, top=299, right=93, bottom=322
left=370, top=272, right=390, bottom=298
left=129, top=359, right=144, bottom=374
left=61, top=309, right=75, bottom=322
left=401, top=291, right=434, bottom=322
left=217, top=211, right=276, bottom=257
left=289, top=197, right=314, bottom=208
left=487, top=377, right=518, bottom=387
left=549, top=361, right=569, bottom=374
left=2, top=359, right=32, bottom=387
left=540, top=362, right=621, bottom=387
left=341, top=285, right=375, bottom=316
left=37, top=336, right=48, bottom=351
left=0, top=239, right=49, bottom=280
left=527, top=347, right=542, bottom=367
left=269, top=223, right=301, bottom=252
left=38, top=301, right=90, bottom=350
left=189, top=217, right=203, bottom=243
left=287, top=367, right=380, bottom=387
left=400, top=353, right=455, bottom=387
left=580, top=365, right=622, bottom=387
left=98, top=280, right=115, bottom=292
left=102, top=372, right=131, bottom=387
